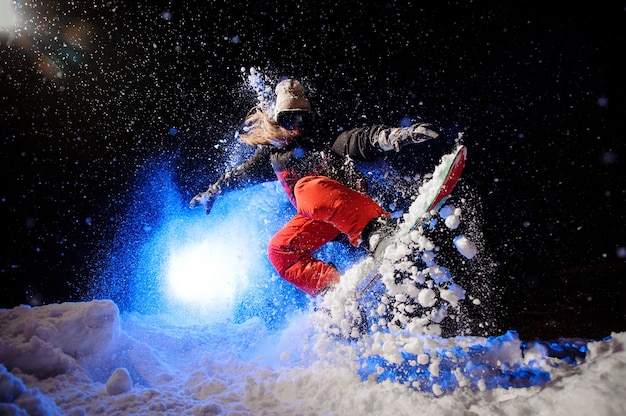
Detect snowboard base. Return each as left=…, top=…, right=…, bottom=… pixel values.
left=357, top=145, right=467, bottom=299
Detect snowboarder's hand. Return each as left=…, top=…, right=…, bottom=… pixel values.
left=189, top=186, right=219, bottom=214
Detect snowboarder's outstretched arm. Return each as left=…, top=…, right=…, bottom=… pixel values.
left=190, top=145, right=275, bottom=214
left=331, top=123, right=440, bottom=161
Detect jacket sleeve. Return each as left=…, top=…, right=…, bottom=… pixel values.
left=331, top=126, right=387, bottom=161
left=209, top=145, right=276, bottom=194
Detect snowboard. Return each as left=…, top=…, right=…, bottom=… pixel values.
left=405, top=144, right=467, bottom=230
left=357, top=144, right=467, bottom=297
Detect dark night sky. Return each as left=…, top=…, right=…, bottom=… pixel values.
left=1, top=1, right=625, bottom=339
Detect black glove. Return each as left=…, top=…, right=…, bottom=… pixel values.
left=189, top=185, right=220, bottom=215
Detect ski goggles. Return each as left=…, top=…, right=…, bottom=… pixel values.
left=276, top=110, right=315, bottom=131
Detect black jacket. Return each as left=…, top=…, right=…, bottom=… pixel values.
left=207, top=126, right=387, bottom=207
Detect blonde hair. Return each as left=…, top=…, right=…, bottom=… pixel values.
left=239, top=107, right=290, bottom=147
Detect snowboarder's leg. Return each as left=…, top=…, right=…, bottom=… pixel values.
left=293, top=176, right=388, bottom=247
left=268, top=213, right=342, bottom=296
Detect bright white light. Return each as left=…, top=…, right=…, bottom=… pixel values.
left=0, top=0, right=18, bottom=32
left=166, top=239, right=250, bottom=314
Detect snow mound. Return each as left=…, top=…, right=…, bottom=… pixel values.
left=0, top=300, right=120, bottom=378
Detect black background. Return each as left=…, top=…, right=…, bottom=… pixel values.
left=1, top=1, right=625, bottom=340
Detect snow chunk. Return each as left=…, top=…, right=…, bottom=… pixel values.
left=106, top=367, right=133, bottom=396
left=417, top=353, right=430, bottom=365
left=439, top=204, right=456, bottom=219
left=453, top=235, right=477, bottom=259
left=417, top=289, right=437, bottom=307
left=440, top=284, right=466, bottom=307
left=444, top=214, right=461, bottom=230
left=440, top=205, right=462, bottom=229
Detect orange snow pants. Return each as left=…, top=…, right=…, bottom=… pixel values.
left=267, top=176, right=387, bottom=296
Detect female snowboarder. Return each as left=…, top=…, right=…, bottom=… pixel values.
left=190, top=79, right=439, bottom=296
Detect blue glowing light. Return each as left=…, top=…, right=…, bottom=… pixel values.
left=94, top=158, right=311, bottom=326
left=165, top=236, right=251, bottom=313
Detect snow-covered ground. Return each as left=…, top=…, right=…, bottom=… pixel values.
left=1, top=299, right=625, bottom=415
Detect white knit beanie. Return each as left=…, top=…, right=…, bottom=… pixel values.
left=274, top=79, right=312, bottom=119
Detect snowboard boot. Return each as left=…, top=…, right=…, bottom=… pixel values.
left=377, top=123, right=439, bottom=152
left=361, top=216, right=396, bottom=260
